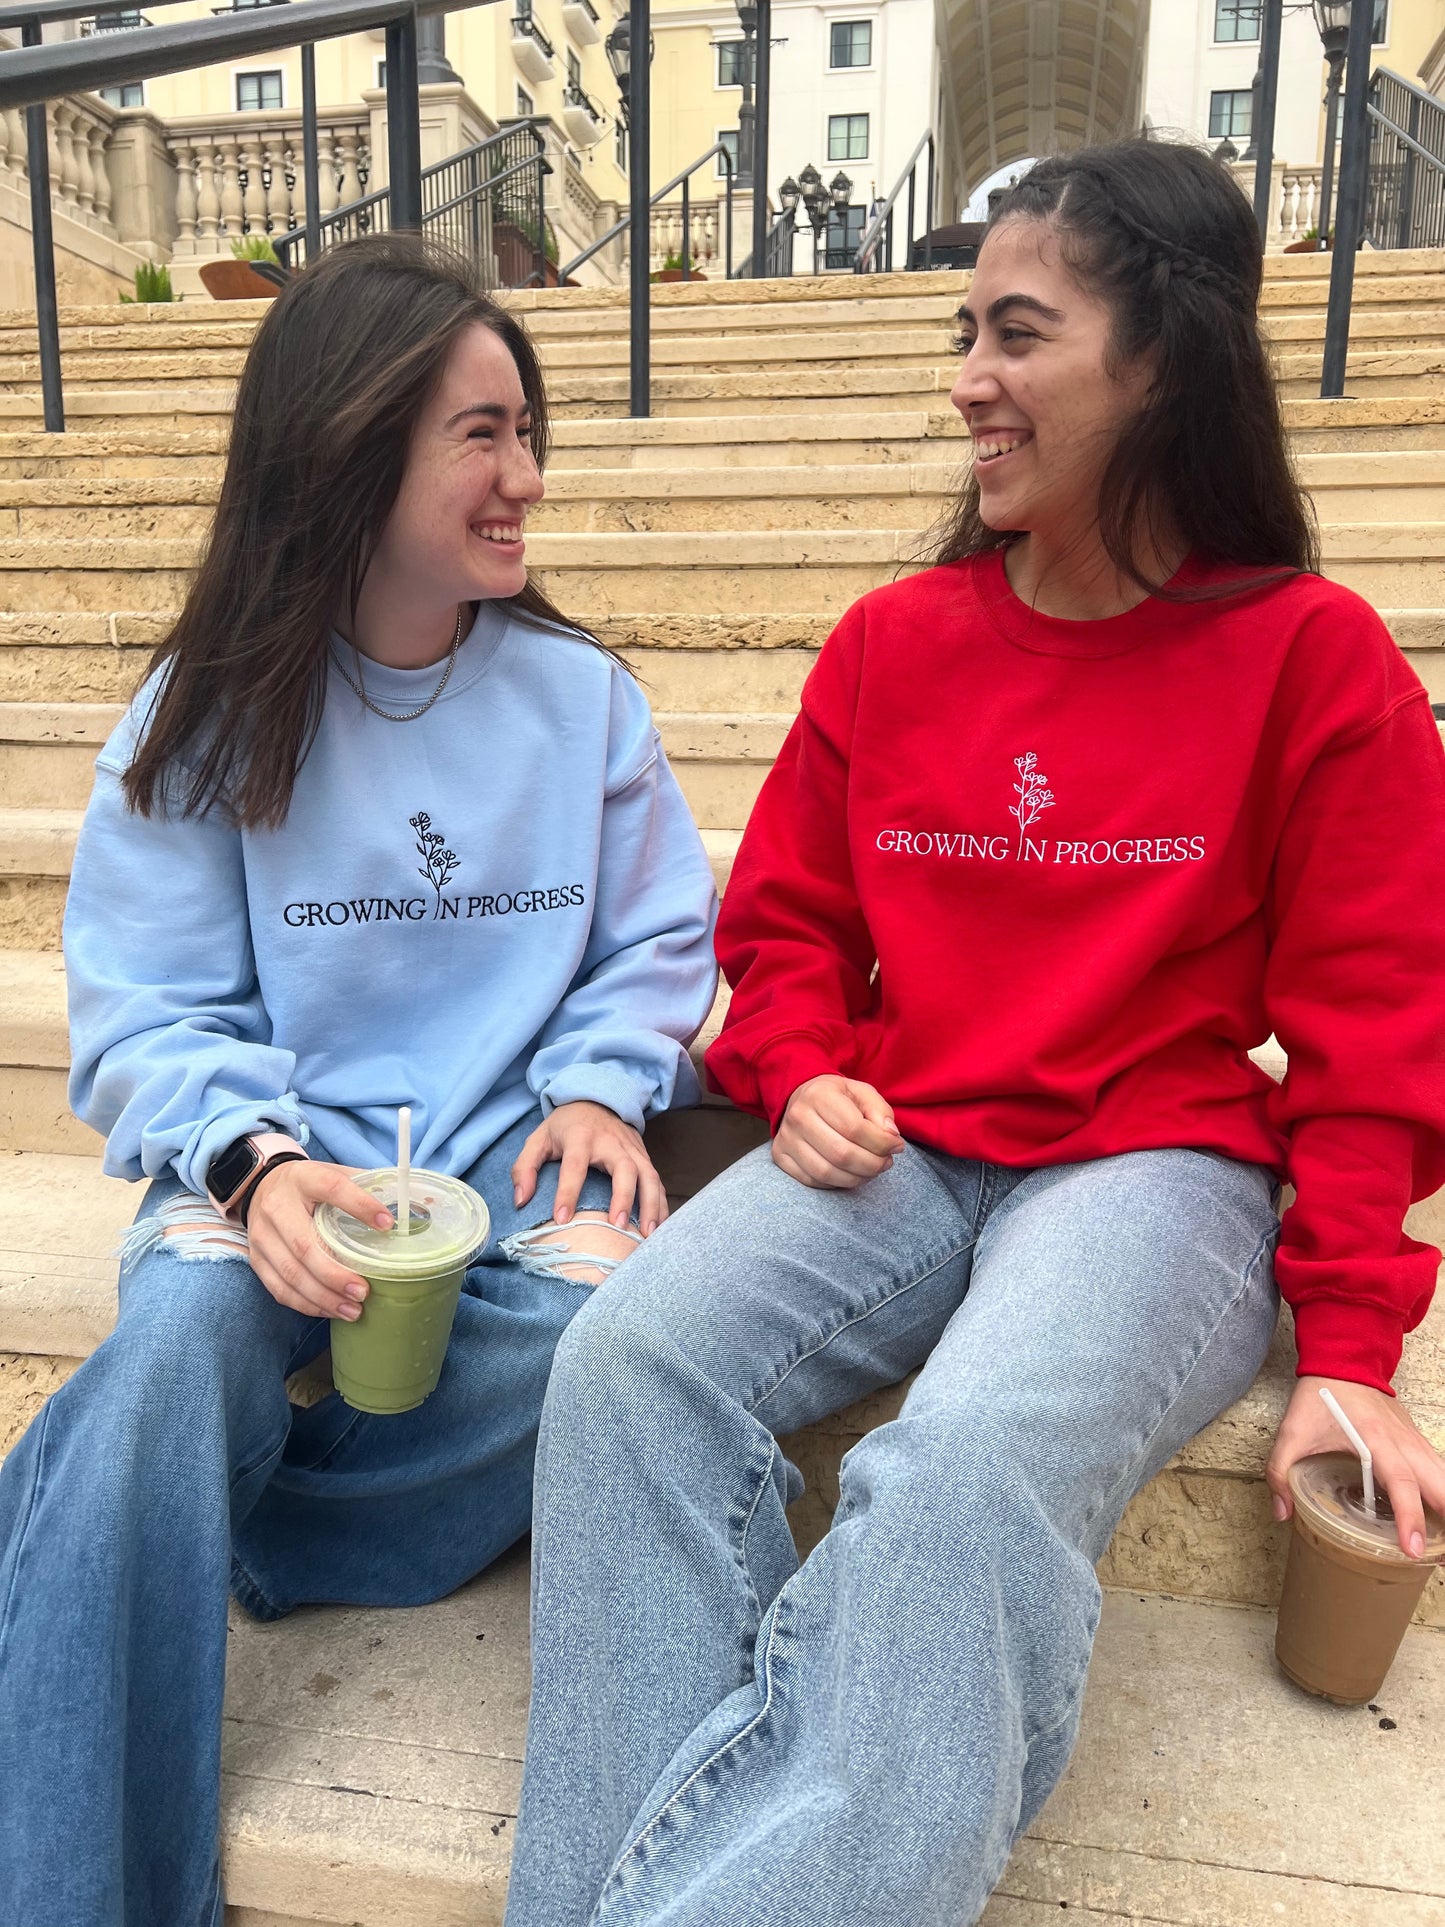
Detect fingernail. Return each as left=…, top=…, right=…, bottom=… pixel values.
left=643, top=1219, right=655, bottom=1237
left=375, top=1212, right=393, bottom=1229
left=613, top=1211, right=627, bottom=1228
left=346, top=1282, right=366, bottom=1302
left=555, top=1206, right=570, bottom=1224
left=1411, top=1531, right=1426, bottom=1559
left=1273, top=1495, right=1289, bottom=1522
left=339, top=1303, right=362, bottom=1321
left=513, top=1188, right=523, bottom=1206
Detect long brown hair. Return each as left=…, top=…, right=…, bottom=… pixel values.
left=124, top=233, right=594, bottom=828
left=935, top=137, right=1320, bottom=600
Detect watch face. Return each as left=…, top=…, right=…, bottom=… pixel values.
left=208, top=1137, right=259, bottom=1201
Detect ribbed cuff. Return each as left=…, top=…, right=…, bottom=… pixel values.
left=1291, top=1298, right=1405, bottom=1396
left=753, top=1036, right=847, bottom=1133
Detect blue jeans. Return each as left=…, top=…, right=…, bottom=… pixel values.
left=505, top=1142, right=1281, bottom=1927
left=0, top=1108, right=616, bottom=1927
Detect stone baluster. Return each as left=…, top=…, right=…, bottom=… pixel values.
left=194, top=141, right=221, bottom=245
left=172, top=139, right=199, bottom=253
left=316, top=126, right=339, bottom=217
left=88, top=122, right=113, bottom=230
left=217, top=133, right=244, bottom=244
left=72, top=110, right=97, bottom=218
left=2, top=109, right=24, bottom=182
left=238, top=132, right=267, bottom=233
left=265, top=128, right=291, bottom=232
left=336, top=128, right=363, bottom=212
left=50, top=104, right=77, bottom=212
left=0, top=107, right=11, bottom=177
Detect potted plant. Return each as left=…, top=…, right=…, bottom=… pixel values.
left=651, top=248, right=707, bottom=283
left=199, top=234, right=284, bottom=301
left=493, top=212, right=576, bottom=287
left=1283, top=224, right=1333, bottom=254
left=120, top=262, right=176, bottom=304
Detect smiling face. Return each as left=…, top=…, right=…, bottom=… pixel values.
left=368, top=320, right=545, bottom=614
left=951, top=217, right=1154, bottom=546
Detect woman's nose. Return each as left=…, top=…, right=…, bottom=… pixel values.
left=951, top=353, right=1001, bottom=416
left=503, top=443, right=546, bottom=504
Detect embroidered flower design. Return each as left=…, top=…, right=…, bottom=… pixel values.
left=1010, top=752, right=1055, bottom=857
left=410, top=811, right=460, bottom=917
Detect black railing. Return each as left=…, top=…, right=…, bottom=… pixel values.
left=557, top=138, right=732, bottom=285
left=564, top=0, right=598, bottom=19
left=733, top=205, right=791, bottom=279
left=855, top=129, right=934, bottom=274
left=80, top=9, right=147, bottom=32
left=510, top=11, right=553, bottom=57
left=564, top=79, right=600, bottom=124
left=1363, top=68, right=1445, bottom=251
left=272, top=118, right=551, bottom=284
left=0, top=0, right=495, bottom=430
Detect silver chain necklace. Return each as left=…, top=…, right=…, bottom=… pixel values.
left=333, top=603, right=467, bottom=722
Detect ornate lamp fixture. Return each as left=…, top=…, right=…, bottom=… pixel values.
left=1312, top=0, right=1351, bottom=249
left=606, top=12, right=653, bottom=126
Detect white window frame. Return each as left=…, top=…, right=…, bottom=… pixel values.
left=1210, top=1, right=1260, bottom=46
left=516, top=82, right=534, bottom=116
left=716, top=127, right=739, bottom=179
left=234, top=66, right=286, bottom=112
left=99, top=79, right=145, bottom=108
left=714, top=37, right=746, bottom=88
left=1372, top=0, right=1389, bottom=46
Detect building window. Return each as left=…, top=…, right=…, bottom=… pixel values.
left=567, top=46, right=582, bottom=89
left=99, top=80, right=144, bottom=106
left=717, top=128, right=739, bottom=178
left=616, top=118, right=627, bottom=169
left=829, top=20, right=871, bottom=67
left=516, top=84, right=534, bottom=116
left=717, top=39, right=746, bottom=86
left=1373, top=0, right=1389, bottom=42
left=236, top=69, right=283, bottom=111
left=1212, top=2, right=1260, bottom=41
left=1207, top=88, right=1252, bottom=141
left=824, top=203, right=865, bottom=268
left=828, top=112, right=868, bottom=161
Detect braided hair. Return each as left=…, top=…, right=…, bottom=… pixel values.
left=934, top=137, right=1320, bottom=603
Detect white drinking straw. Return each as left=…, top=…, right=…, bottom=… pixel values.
left=1319, top=1385, right=1376, bottom=1517
left=396, top=1105, right=412, bottom=1236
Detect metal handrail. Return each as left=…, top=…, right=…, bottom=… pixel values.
left=732, top=205, right=790, bottom=278
left=557, top=139, right=733, bottom=281
left=270, top=117, right=550, bottom=271
left=0, top=0, right=487, bottom=109
left=854, top=129, right=934, bottom=274
left=0, top=0, right=502, bottom=430
left=80, top=9, right=148, bottom=30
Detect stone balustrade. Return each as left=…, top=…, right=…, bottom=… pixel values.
left=166, top=111, right=371, bottom=256
left=645, top=196, right=730, bottom=274
left=0, top=94, right=120, bottom=240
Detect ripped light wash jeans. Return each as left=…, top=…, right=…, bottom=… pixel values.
left=0, top=1106, right=618, bottom=1927
left=504, top=1142, right=1281, bottom=1927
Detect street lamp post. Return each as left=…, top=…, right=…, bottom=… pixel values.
left=605, top=10, right=655, bottom=416
left=1321, top=0, right=1377, bottom=395
left=788, top=161, right=850, bottom=273
left=1243, top=0, right=1284, bottom=244
left=733, top=0, right=757, bottom=191
left=1312, top=0, right=1350, bottom=250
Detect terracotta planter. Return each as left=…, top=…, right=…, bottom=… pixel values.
left=651, top=268, right=707, bottom=282
left=1283, top=238, right=1331, bottom=253
left=199, top=258, right=279, bottom=300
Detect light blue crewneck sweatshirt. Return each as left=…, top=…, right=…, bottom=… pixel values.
left=64, top=604, right=719, bottom=1194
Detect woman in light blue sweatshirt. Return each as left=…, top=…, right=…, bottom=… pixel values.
left=0, top=234, right=718, bottom=1927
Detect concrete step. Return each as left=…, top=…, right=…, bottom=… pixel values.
left=0, top=1117, right=1440, bottom=1642
left=10, top=452, right=1445, bottom=543
left=0, top=1525, right=1420, bottom=1926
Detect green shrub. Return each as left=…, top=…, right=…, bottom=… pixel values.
left=120, top=261, right=175, bottom=303
left=231, top=233, right=280, bottom=263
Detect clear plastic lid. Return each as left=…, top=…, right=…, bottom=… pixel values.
left=314, top=1168, right=489, bottom=1281
left=1289, top=1452, right=1445, bottom=1565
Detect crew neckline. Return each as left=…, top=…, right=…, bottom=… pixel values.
left=969, top=545, right=1212, bottom=659
left=328, top=599, right=509, bottom=709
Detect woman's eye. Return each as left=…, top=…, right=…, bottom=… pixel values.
left=952, top=329, right=1035, bottom=355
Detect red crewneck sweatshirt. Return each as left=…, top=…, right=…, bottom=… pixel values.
left=706, top=551, right=1445, bottom=1393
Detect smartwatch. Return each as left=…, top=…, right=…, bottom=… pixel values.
left=206, top=1133, right=307, bottom=1225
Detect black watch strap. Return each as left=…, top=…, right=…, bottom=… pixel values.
left=236, top=1151, right=308, bottom=1228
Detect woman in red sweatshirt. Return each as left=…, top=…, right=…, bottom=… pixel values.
left=504, top=139, right=1445, bottom=1927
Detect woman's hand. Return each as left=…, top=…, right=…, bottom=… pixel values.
left=511, top=1100, right=668, bottom=1237
left=245, top=1159, right=392, bottom=1321
left=773, top=1075, right=906, bottom=1190
left=1266, top=1374, right=1445, bottom=1559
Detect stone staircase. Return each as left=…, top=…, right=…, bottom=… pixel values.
left=0, top=257, right=1442, bottom=1925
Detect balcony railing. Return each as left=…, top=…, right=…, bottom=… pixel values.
left=561, top=77, right=601, bottom=146
left=510, top=10, right=555, bottom=83
left=80, top=8, right=147, bottom=30
left=561, top=0, right=599, bottom=44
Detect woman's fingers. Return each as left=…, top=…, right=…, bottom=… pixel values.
left=636, top=1157, right=669, bottom=1236
left=511, top=1124, right=552, bottom=1208
left=606, top=1156, right=639, bottom=1231
left=551, top=1139, right=595, bottom=1226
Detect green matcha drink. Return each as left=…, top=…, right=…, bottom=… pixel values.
left=315, top=1167, right=489, bottom=1415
